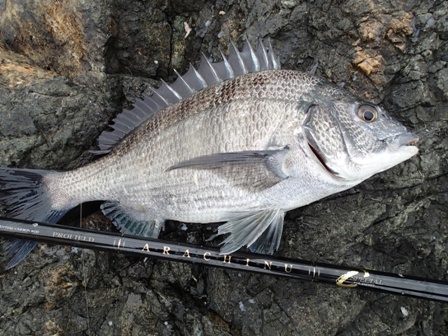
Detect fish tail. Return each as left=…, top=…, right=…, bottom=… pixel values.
left=0, top=168, right=67, bottom=269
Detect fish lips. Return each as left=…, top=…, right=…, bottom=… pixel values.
left=387, top=132, right=419, bottom=148
left=383, top=132, right=420, bottom=163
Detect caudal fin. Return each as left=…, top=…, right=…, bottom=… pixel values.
left=0, top=168, right=67, bottom=269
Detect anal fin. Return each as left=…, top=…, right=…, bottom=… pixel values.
left=218, top=209, right=285, bottom=255
left=101, top=202, right=162, bottom=238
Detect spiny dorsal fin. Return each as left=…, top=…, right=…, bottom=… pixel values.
left=95, top=38, right=281, bottom=154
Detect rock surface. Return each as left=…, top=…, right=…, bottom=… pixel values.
left=0, top=0, right=447, bottom=335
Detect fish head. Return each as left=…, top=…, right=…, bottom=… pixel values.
left=303, top=97, right=419, bottom=182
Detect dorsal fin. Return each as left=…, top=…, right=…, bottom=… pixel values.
left=95, top=38, right=281, bottom=154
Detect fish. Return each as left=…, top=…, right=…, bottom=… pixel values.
left=0, top=39, right=419, bottom=269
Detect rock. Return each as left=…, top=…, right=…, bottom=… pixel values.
left=0, top=0, right=447, bottom=335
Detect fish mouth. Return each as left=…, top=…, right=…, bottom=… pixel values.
left=399, top=133, right=419, bottom=146
left=388, top=132, right=419, bottom=148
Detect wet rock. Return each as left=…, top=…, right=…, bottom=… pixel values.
left=0, top=0, right=447, bottom=335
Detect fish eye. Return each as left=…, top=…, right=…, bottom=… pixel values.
left=357, top=104, right=378, bottom=122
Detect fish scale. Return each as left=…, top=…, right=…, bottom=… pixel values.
left=0, top=39, right=418, bottom=268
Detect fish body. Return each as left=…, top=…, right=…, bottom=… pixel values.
left=0, top=40, right=418, bottom=268
left=53, top=71, right=348, bottom=219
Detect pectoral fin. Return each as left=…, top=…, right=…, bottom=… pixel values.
left=167, top=148, right=289, bottom=191
left=168, top=148, right=287, bottom=174
left=218, top=209, right=285, bottom=255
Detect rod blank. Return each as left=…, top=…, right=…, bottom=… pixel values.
left=0, top=217, right=447, bottom=303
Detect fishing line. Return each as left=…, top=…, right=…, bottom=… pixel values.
left=79, top=204, right=91, bottom=334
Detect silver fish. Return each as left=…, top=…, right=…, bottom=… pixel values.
left=0, top=39, right=418, bottom=268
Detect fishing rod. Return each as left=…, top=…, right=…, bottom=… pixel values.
left=0, top=216, right=447, bottom=303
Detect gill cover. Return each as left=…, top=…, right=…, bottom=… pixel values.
left=303, top=101, right=418, bottom=181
